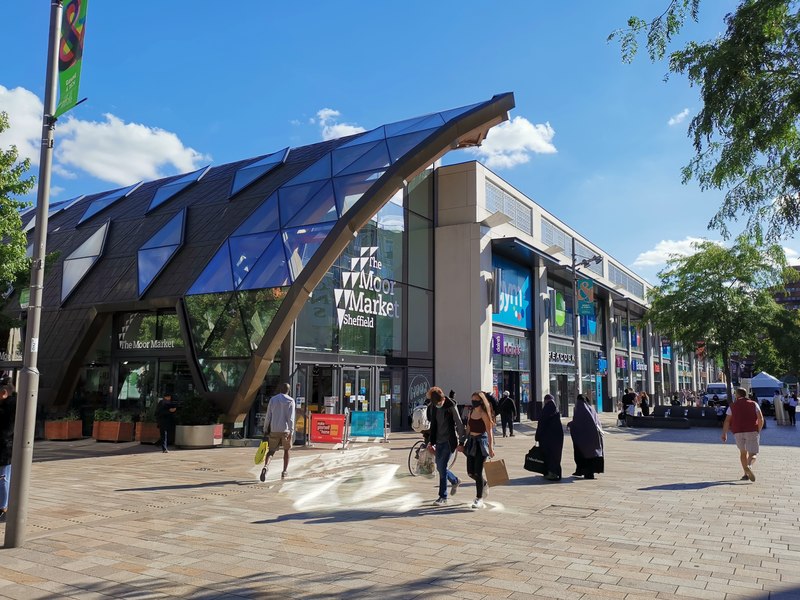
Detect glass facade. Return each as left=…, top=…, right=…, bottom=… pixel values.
left=78, top=181, right=142, bottom=225
left=148, top=166, right=209, bottom=213
left=229, top=148, right=288, bottom=198
left=62, top=222, right=109, bottom=303
left=137, top=208, right=185, bottom=296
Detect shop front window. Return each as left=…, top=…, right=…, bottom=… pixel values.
left=547, top=281, right=573, bottom=338
left=117, top=360, right=155, bottom=415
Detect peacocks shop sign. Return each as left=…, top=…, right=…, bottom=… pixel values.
left=335, top=246, right=400, bottom=329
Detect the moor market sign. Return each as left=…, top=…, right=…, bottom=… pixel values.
left=335, top=246, right=400, bottom=329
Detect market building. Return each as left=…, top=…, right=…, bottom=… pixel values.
left=2, top=93, right=712, bottom=438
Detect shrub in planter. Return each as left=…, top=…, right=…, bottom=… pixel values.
left=93, top=409, right=135, bottom=442
left=175, top=394, right=223, bottom=448
left=44, top=410, right=83, bottom=441
left=136, top=402, right=161, bottom=444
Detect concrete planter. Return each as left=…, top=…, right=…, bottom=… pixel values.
left=92, top=421, right=135, bottom=442
left=44, top=420, right=83, bottom=441
left=136, top=422, right=161, bottom=444
left=175, top=424, right=223, bottom=448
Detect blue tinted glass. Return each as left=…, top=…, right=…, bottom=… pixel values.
left=336, top=126, right=386, bottom=149
left=385, top=115, right=429, bottom=137
left=285, top=181, right=337, bottom=228
left=239, top=235, right=292, bottom=290
left=78, top=181, right=142, bottom=224
left=284, top=154, right=332, bottom=186
left=388, top=113, right=445, bottom=137
left=229, top=232, right=276, bottom=288
left=336, top=140, right=390, bottom=177
left=229, top=148, right=289, bottom=197
left=187, top=242, right=235, bottom=294
left=283, top=223, right=335, bottom=280
left=332, top=141, right=381, bottom=175
left=185, top=292, right=232, bottom=350
left=68, top=222, right=108, bottom=259
left=148, top=166, right=209, bottom=212
left=141, top=209, right=185, bottom=249
left=333, top=171, right=383, bottom=216
left=386, top=129, right=438, bottom=163
left=138, top=246, right=178, bottom=296
left=233, top=193, right=280, bottom=236
left=278, top=180, right=329, bottom=227
left=439, top=102, right=483, bottom=122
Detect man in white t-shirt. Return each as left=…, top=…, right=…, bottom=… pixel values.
left=260, top=383, right=295, bottom=482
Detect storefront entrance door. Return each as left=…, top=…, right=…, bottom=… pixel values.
left=342, top=367, right=372, bottom=411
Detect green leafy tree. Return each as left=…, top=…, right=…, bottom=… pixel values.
left=611, top=1, right=800, bottom=239
left=645, top=234, right=794, bottom=399
left=0, top=111, right=35, bottom=336
left=753, top=305, right=800, bottom=376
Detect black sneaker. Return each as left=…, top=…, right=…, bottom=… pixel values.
left=0, top=511, right=6, bottom=523
left=450, top=479, right=460, bottom=496
left=260, top=466, right=268, bottom=482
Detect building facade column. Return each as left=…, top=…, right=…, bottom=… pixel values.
left=533, top=256, right=549, bottom=411
left=646, top=323, right=656, bottom=396
left=604, top=296, right=616, bottom=409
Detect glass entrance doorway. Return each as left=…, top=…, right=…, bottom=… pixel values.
left=342, top=367, right=373, bottom=412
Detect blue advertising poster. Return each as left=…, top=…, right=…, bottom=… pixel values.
left=492, top=256, right=532, bottom=329
left=350, top=411, right=385, bottom=438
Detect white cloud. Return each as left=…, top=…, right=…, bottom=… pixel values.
left=668, top=108, right=690, bottom=126
left=0, top=86, right=209, bottom=187
left=315, top=108, right=366, bottom=141
left=0, top=85, right=44, bottom=165
left=783, top=247, right=800, bottom=265
left=56, top=113, right=210, bottom=186
left=633, top=236, right=713, bottom=268
left=468, top=116, right=557, bottom=169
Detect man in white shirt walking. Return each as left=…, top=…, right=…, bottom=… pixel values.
left=260, top=383, right=295, bottom=481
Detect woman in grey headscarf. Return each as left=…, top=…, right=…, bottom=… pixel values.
left=568, top=394, right=604, bottom=479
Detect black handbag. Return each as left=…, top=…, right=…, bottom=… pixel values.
left=524, top=445, right=547, bottom=474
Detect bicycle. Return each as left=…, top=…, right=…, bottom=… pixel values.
left=407, top=437, right=457, bottom=477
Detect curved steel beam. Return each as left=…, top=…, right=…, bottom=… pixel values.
left=228, top=93, right=515, bottom=417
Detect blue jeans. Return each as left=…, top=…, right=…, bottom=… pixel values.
left=434, top=441, right=458, bottom=499
left=0, top=464, right=10, bottom=511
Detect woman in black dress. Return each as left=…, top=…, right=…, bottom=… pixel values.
left=568, top=394, right=604, bottom=479
left=535, top=394, right=563, bottom=481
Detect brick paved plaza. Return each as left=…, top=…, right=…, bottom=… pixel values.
left=1, top=414, right=799, bottom=599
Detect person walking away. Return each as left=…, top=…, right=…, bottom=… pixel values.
left=464, top=392, right=495, bottom=509
left=568, top=394, right=604, bottom=479
left=721, top=387, right=764, bottom=482
left=0, top=383, right=16, bottom=523
left=155, top=391, right=177, bottom=453
left=499, top=391, right=517, bottom=437
left=260, top=383, right=296, bottom=481
left=639, top=392, right=650, bottom=416
left=535, top=394, right=563, bottom=481
left=788, top=392, right=798, bottom=426
left=426, top=386, right=465, bottom=506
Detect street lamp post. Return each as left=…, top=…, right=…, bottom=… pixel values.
left=571, top=238, right=602, bottom=398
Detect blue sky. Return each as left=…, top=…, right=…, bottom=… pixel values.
left=2, top=1, right=789, bottom=282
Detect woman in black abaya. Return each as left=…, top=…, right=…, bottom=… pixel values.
left=568, top=394, right=604, bottom=479
left=534, top=394, right=563, bottom=481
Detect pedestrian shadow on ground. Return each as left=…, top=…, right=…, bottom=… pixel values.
left=506, top=475, right=576, bottom=486
left=114, top=480, right=255, bottom=492
left=638, top=480, right=742, bottom=491
left=253, top=503, right=476, bottom=526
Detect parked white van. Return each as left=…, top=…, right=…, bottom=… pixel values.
left=704, top=383, right=730, bottom=403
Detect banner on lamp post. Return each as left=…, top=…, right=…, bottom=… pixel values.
left=55, top=0, right=89, bottom=118
left=577, top=278, right=595, bottom=315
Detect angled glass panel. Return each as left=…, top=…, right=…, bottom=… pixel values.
left=186, top=242, right=235, bottom=295
left=284, top=153, right=332, bottom=187
left=229, top=232, right=275, bottom=288
left=391, top=113, right=446, bottom=138
left=332, top=140, right=382, bottom=175
left=385, top=115, right=429, bottom=137
left=141, top=209, right=185, bottom=249
left=233, top=193, right=280, bottom=236
left=278, top=179, right=329, bottom=227
left=238, top=287, right=289, bottom=350
left=336, top=140, right=390, bottom=177
left=67, top=222, right=109, bottom=259
left=185, top=292, right=232, bottom=350
left=202, top=294, right=250, bottom=358
left=239, top=235, right=292, bottom=290
left=336, top=126, right=386, bottom=149
left=148, top=166, right=209, bottom=212
left=229, top=148, right=289, bottom=198
left=333, top=170, right=385, bottom=216
left=285, top=181, right=337, bottom=228
left=61, top=257, right=96, bottom=302
left=283, top=223, right=335, bottom=281
left=386, top=128, right=438, bottom=163
left=198, top=359, right=248, bottom=392
left=137, top=246, right=178, bottom=296
left=78, top=181, right=142, bottom=225
left=439, top=101, right=483, bottom=123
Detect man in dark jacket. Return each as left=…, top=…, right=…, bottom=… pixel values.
left=426, top=386, right=466, bottom=506
left=155, top=391, right=177, bottom=453
left=0, top=383, right=17, bottom=522
left=499, top=391, right=517, bottom=437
